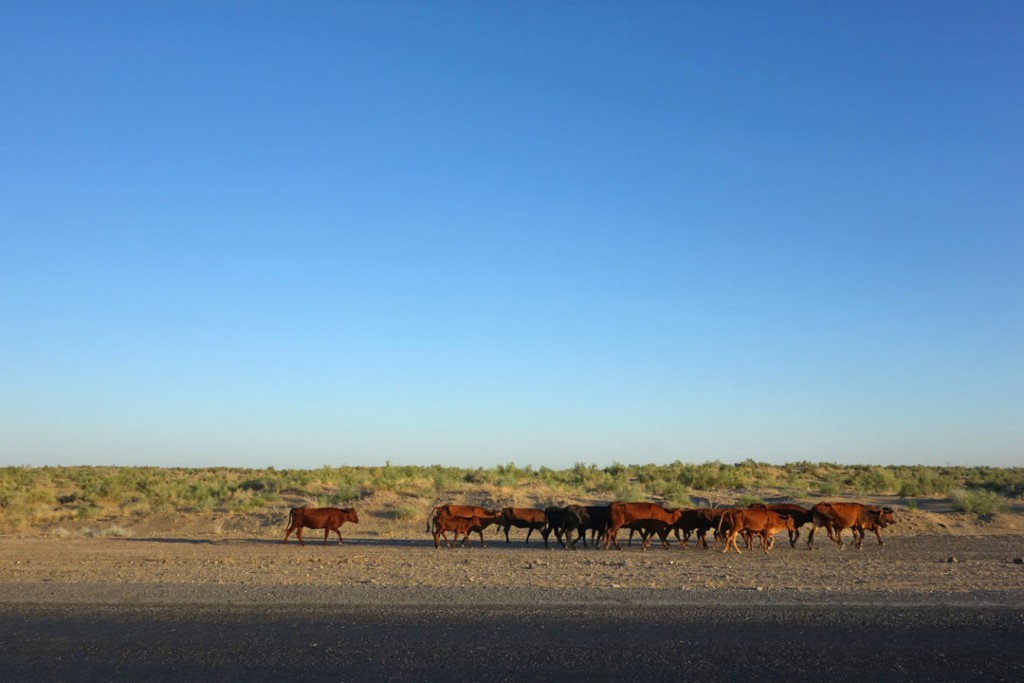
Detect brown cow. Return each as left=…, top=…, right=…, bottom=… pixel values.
left=808, top=502, right=896, bottom=550
left=851, top=507, right=897, bottom=547
left=426, top=504, right=502, bottom=533
left=718, top=507, right=796, bottom=554
left=282, top=506, right=359, bottom=546
left=431, top=509, right=502, bottom=548
left=750, top=503, right=813, bottom=547
left=605, top=502, right=682, bottom=550
left=497, top=507, right=547, bottom=544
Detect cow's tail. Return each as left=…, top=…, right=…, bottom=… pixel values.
left=716, top=509, right=732, bottom=536
left=426, top=506, right=441, bottom=533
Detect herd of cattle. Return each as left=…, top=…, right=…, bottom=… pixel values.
left=282, top=501, right=897, bottom=554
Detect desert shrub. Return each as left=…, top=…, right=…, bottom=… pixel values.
left=844, top=465, right=896, bottom=494
left=898, top=479, right=923, bottom=497
left=906, top=499, right=919, bottom=511
left=328, top=484, right=360, bottom=505
left=951, top=489, right=1009, bottom=516
left=734, top=459, right=781, bottom=487
left=657, top=481, right=692, bottom=508
left=384, top=504, right=418, bottom=520
left=239, top=478, right=276, bottom=494
left=737, top=494, right=766, bottom=507
left=615, top=483, right=648, bottom=502
left=429, top=466, right=463, bottom=493
left=819, top=479, right=840, bottom=496
left=76, top=503, right=103, bottom=520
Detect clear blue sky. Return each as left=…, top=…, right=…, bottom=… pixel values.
left=2, top=2, right=1022, bottom=469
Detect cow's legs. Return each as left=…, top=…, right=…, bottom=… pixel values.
left=333, top=528, right=344, bottom=544
left=296, top=527, right=305, bottom=546
left=323, top=528, right=330, bottom=545
left=723, top=530, right=741, bottom=554
left=873, top=527, right=884, bottom=545
left=524, top=527, right=534, bottom=544
left=504, top=525, right=511, bottom=543
left=605, top=525, right=622, bottom=550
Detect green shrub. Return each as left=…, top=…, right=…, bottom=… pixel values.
left=614, top=483, right=648, bottom=502
left=386, top=505, right=418, bottom=520
left=328, top=487, right=359, bottom=505
left=819, top=479, right=840, bottom=496
left=951, top=489, right=1009, bottom=516
left=658, top=481, right=692, bottom=508
left=898, top=480, right=923, bottom=497
left=737, top=494, right=766, bottom=507
left=76, top=503, right=103, bottom=520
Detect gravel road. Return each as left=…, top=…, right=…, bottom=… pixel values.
left=3, top=602, right=1023, bottom=682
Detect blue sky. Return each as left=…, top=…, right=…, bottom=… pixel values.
left=2, top=2, right=1022, bottom=469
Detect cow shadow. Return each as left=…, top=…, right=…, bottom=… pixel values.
left=240, top=537, right=439, bottom=549
left=111, top=537, right=218, bottom=545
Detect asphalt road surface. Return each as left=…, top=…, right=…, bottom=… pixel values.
left=3, top=602, right=1023, bottom=682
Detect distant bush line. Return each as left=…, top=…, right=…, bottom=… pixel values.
left=1, top=460, right=1021, bottom=529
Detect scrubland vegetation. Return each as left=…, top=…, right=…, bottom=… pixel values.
left=1, top=460, right=1021, bottom=533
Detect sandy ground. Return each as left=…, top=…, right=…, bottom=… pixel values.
left=1, top=526, right=1023, bottom=602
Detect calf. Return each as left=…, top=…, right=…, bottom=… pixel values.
left=605, top=502, right=682, bottom=550
left=750, top=503, right=813, bottom=547
left=426, top=504, right=501, bottom=533
left=431, top=509, right=501, bottom=548
left=283, top=506, right=359, bottom=546
left=718, top=508, right=795, bottom=554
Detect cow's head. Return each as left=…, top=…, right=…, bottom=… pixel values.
left=879, top=507, right=896, bottom=526
left=344, top=508, right=359, bottom=524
